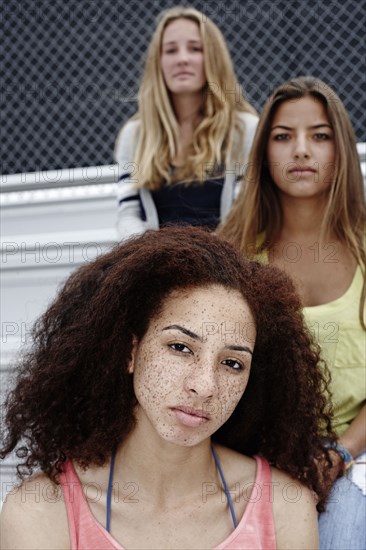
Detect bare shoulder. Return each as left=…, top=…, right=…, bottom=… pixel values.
left=271, top=467, right=318, bottom=550
left=213, top=445, right=257, bottom=485
left=1, top=473, right=70, bottom=550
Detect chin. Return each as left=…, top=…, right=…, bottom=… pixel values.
left=159, top=427, right=211, bottom=447
left=170, top=85, right=203, bottom=95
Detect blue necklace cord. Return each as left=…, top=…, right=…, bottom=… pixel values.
left=106, top=446, right=237, bottom=533
left=106, top=448, right=117, bottom=533
left=211, top=445, right=238, bottom=529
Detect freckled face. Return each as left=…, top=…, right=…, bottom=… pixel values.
left=129, top=285, right=256, bottom=447
left=160, top=18, right=206, bottom=96
left=267, top=97, right=336, bottom=201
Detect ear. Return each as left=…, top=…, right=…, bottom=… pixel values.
left=127, top=336, right=138, bottom=374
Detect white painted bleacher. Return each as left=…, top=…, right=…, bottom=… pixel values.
left=357, top=142, right=366, bottom=187
left=1, top=165, right=120, bottom=503
left=1, top=146, right=365, bottom=503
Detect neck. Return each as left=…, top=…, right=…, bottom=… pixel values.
left=171, top=92, right=203, bottom=126
left=113, top=424, right=218, bottom=504
left=278, top=194, right=333, bottom=242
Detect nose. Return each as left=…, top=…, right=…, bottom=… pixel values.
left=177, top=47, right=189, bottom=64
left=184, top=358, right=218, bottom=399
left=293, top=134, right=310, bottom=159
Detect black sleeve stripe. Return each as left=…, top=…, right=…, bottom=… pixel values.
left=118, top=195, right=139, bottom=205
left=118, top=173, right=133, bottom=181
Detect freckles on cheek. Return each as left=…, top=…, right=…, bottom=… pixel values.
left=229, top=384, right=246, bottom=404
left=218, top=383, right=245, bottom=417
left=226, top=373, right=249, bottom=403
left=134, top=348, right=178, bottom=404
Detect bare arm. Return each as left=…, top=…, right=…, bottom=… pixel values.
left=272, top=470, right=319, bottom=550
left=339, top=403, right=366, bottom=459
left=1, top=476, right=70, bottom=550
left=321, top=404, right=366, bottom=486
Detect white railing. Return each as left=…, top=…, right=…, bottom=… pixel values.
left=0, top=164, right=119, bottom=192
left=357, top=142, right=366, bottom=182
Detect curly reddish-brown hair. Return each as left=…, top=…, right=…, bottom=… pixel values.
left=1, top=226, right=337, bottom=508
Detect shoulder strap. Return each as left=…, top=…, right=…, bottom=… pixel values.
left=212, top=446, right=238, bottom=528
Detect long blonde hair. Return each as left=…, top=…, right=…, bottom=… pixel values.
left=117, top=6, right=256, bottom=190
left=218, top=76, right=366, bottom=328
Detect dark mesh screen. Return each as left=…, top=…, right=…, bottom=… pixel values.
left=1, top=0, right=365, bottom=175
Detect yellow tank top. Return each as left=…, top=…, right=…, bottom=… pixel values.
left=302, top=265, right=365, bottom=436
left=255, top=238, right=365, bottom=436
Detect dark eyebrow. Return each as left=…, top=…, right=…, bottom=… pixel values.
left=226, top=345, right=253, bottom=356
left=311, top=124, right=333, bottom=129
left=271, top=125, right=291, bottom=131
left=271, top=124, right=333, bottom=131
left=162, top=324, right=203, bottom=342
left=163, top=326, right=254, bottom=355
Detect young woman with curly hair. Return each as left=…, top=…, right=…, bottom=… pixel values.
left=114, top=6, right=258, bottom=239
left=1, top=226, right=337, bottom=549
left=218, top=76, right=366, bottom=549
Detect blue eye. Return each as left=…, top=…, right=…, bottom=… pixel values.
left=169, top=343, right=192, bottom=354
left=222, top=359, right=244, bottom=371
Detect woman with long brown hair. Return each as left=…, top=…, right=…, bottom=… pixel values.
left=219, top=76, right=366, bottom=549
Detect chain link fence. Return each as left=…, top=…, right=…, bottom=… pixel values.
left=1, top=0, right=365, bottom=175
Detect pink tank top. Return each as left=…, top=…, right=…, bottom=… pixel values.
left=60, top=455, right=276, bottom=549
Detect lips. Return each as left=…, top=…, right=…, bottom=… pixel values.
left=288, top=166, right=316, bottom=174
left=171, top=405, right=210, bottom=427
left=173, top=72, right=194, bottom=77
left=172, top=405, right=209, bottom=418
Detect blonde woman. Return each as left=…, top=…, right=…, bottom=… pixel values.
left=219, top=76, right=366, bottom=550
left=114, top=6, right=258, bottom=239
